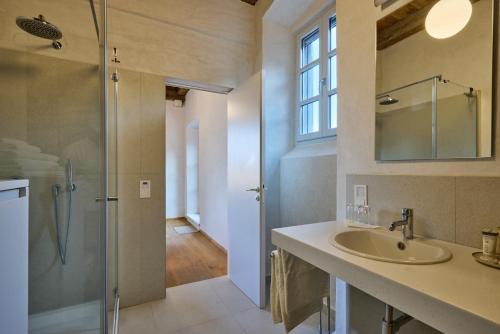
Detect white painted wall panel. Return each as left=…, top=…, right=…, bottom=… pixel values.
left=165, top=102, right=186, bottom=218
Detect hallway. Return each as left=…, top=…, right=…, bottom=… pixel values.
left=166, top=218, right=227, bottom=288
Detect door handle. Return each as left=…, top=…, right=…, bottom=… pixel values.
left=246, top=187, right=260, bottom=193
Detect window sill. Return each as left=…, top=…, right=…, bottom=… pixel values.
left=283, top=138, right=337, bottom=160
left=296, top=133, right=337, bottom=145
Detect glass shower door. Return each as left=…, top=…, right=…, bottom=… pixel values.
left=0, top=0, right=107, bottom=333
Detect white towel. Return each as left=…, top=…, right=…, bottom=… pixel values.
left=0, top=150, right=59, bottom=162
left=0, top=138, right=42, bottom=153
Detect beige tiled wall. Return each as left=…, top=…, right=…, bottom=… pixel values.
left=116, top=69, right=166, bottom=308
left=455, top=177, right=500, bottom=248
left=281, top=153, right=337, bottom=228
left=347, top=174, right=500, bottom=249
left=0, top=48, right=102, bottom=314
left=0, top=0, right=257, bottom=88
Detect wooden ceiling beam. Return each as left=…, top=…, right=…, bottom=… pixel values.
left=240, top=0, right=258, bottom=5
left=165, top=85, right=189, bottom=102
left=377, top=0, right=480, bottom=51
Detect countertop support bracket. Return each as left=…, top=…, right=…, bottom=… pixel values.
left=382, top=304, right=413, bottom=334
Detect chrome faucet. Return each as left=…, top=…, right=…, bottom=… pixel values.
left=389, top=208, right=414, bottom=242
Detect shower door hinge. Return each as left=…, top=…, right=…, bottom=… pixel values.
left=95, top=197, right=119, bottom=202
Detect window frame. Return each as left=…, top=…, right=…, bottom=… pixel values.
left=296, top=8, right=337, bottom=142
left=296, top=23, right=322, bottom=141
left=326, top=15, right=338, bottom=137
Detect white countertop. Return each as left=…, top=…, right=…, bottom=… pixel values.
left=0, top=179, right=29, bottom=192
left=272, top=221, right=500, bottom=334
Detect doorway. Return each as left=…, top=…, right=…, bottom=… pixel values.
left=165, top=85, right=230, bottom=288
left=163, top=74, right=264, bottom=307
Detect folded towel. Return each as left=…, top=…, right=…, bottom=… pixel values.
left=0, top=159, right=60, bottom=170
left=0, top=138, right=42, bottom=153
left=0, top=150, right=59, bottom=162
left=271, top=248, right=329, bottom=333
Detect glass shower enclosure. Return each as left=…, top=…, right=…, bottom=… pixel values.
left=375, top=75, right=479, bottom=160
left=0, top=0, right=114, bottom=333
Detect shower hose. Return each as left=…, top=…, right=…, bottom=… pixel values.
left=52, top=160, right=76, bottom=265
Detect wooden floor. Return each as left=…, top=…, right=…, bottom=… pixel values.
left=166, top=218, right=227, bottom=288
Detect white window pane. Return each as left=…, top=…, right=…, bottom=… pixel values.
left=329, top=94, right=338, bottom=129
left=329, top=56, right=337, bottom=90
left=312, top=102, right=320, bottom=132
left=309, top=38, right=319, bottom=63
left=329, top=17, right=337, bottom=51
left=300, top=101, right=320, bottom=135
left=301, top=65, right=320, bottom=101
left=302, top=107, right=307, bottom=134
left=301, top=29, right=320, bottom=67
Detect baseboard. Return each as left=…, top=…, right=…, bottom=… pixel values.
left=199, top=229, right=227, bottom=254
left=166, top=216, right=186, bottom=221
left=185, top=213, right=201, bottom=230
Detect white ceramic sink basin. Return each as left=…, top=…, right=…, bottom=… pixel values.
left=330, top=229, right=452, bottom=264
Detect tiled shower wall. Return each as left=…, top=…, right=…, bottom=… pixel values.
left=115, top=69, right=166, bottom=308
left=347, top=175, right=500, bottom=249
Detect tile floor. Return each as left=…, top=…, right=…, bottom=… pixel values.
left=118, top=276, right=331, bottom=334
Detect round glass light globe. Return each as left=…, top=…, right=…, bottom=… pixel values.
left=425, top=0, right=472, bottom=39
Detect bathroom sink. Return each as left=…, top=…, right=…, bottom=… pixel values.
left=330, top=230, right=452, bottom=264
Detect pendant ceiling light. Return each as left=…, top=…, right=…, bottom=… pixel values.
left=425, top=0, right=472, bottom=39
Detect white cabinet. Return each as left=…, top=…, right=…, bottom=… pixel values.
left=0, top=179, right=29, bottom=334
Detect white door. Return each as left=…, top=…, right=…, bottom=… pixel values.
left=227, top=72, right=264, bottom=307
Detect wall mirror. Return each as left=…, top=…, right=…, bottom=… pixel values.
left=375, top=0, right=496, bottom=161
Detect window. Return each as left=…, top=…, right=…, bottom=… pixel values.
left=297, top=13, right=337, bottom=141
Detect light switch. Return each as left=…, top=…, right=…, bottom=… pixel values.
left=354, top=185, right=367, bottom=206
left=140, top=180, right=151, bottom=199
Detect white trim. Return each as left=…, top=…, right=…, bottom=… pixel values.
left=296, top=5, right=338, bottom=143
left=185, top=212, right=201, bottom=230
left=297, top=20, right=322, bottom=142
left=165, top=77, right=233, bottom=94
left=300, top=60, right=320, bottom=73
left=300, top=96, right=321, bottom=106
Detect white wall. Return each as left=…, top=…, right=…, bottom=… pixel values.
left=185, top=122, right=199, bottom=215
left=262, top=18, right=295, bottom=273
left=184, top=90, right=229, bottom=249
left=261, top=0, right=337, bottom=276
left=165, top=101, right=186, bottom=218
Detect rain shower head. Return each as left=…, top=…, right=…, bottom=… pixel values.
left=16, top=15, right=63, bottom=49
left=377, top=94, right=399, bottom=105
